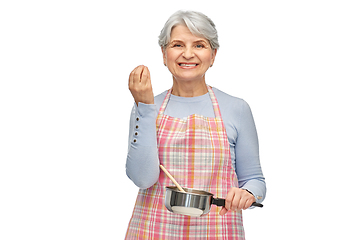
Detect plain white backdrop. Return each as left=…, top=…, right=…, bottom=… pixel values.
left=1, top=0, right=359, bottom=239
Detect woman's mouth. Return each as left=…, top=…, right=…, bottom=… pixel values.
left=178, top=63, right=198, bottom=68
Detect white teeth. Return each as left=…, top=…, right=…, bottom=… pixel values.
left=180, top=64, right=197, bottom=67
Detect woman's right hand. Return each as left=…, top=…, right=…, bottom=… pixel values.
left=128, top=65, right=154, bottom=106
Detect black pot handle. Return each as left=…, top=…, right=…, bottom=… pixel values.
left=212, top=198, right=263, bottom=208
left=212, top=198, right=226, bottom=206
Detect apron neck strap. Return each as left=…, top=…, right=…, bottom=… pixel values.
left=158, top=85, right=223, bottom=119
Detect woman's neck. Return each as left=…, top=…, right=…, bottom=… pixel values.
left=171, top=79, right=208, bottom=97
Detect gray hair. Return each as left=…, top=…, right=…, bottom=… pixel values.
left=158, top=10, right=219, bottom=50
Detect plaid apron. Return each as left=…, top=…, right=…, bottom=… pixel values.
left=126, top=86, right=244, bottom=239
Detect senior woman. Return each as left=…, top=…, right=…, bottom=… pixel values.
left=125, top=10, right=266, bottom=239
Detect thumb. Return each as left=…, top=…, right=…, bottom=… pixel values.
left=219, top=207, right=229, bottom=216
left=143, top=67, right=151, bottom=83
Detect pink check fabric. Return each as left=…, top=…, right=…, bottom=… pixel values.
left=126, top=86, right=244, bottom=239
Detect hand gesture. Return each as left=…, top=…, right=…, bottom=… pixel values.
left=128, top=65, right=154, bottom=106
left=219, top=187, right=256, bottom=216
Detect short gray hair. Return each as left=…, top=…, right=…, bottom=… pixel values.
left=158, top=10, right=219, bottom=50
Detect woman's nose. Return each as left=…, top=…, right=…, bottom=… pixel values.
left=182, top=47, right=194, bottom=59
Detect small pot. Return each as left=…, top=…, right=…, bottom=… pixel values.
left=165, top=186, right=263, bottom=217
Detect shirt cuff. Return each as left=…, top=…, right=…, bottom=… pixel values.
left=240, top=180, right=265, bottom=204
left=131, top=102, right=157, bottom=147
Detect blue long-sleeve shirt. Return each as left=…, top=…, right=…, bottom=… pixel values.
left=126, top=87, right=266, bottom=203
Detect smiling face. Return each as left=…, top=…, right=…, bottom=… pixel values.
left=162, top=25, right=217, bottom=83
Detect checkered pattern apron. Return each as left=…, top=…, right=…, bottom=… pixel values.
left=125, top=86, right=244, bottom=239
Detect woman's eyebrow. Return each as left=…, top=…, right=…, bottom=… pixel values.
left=194, top=40, right=209, bottom=45
left=169, top=40, right=184, bottom=44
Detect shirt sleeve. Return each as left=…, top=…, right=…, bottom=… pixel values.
left=125, top=102, right=160, bottom=189
left=235, top=100, right=266, bottom=204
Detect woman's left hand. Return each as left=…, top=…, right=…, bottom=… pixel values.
left=219, top=188, right=256, bottom=216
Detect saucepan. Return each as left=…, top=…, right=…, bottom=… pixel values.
left=164, top=186, right=263, bottom=217
left=159, top=165, right=263, bottom=217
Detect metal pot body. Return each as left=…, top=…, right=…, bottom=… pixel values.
left=165, top=186, right=215, bottom=217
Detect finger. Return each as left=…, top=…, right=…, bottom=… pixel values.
left=142, top=66, right=150, bottom=84
left=129, top=68, right=136, bottom=87
left=231, top=192, right=242, bottom=211
left=133, top=65, right=145, bottom=83
left=129, top=65, right=142, bottom=86
left=225, top=190, right=235, bottom=211
left=242, top=190, right=256, bottom=210
left=237, top=197, right=248, bottom=210
left=243, top=199, right=253, bottom=210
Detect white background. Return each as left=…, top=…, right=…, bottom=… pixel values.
left=1, top=0, right=359, bottom=239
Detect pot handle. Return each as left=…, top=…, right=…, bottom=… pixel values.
left=212, top=198, right=263, bottom=208
left=212, top=198, right=226, bottom=206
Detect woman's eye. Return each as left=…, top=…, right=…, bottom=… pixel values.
left=195, top=44, right=204, bottom=48
left=173, top=44, right=182, bottom=47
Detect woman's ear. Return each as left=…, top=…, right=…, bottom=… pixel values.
left=211, top=49, right=217, bottom=66
left=162, top=47, right=167, bottom=66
